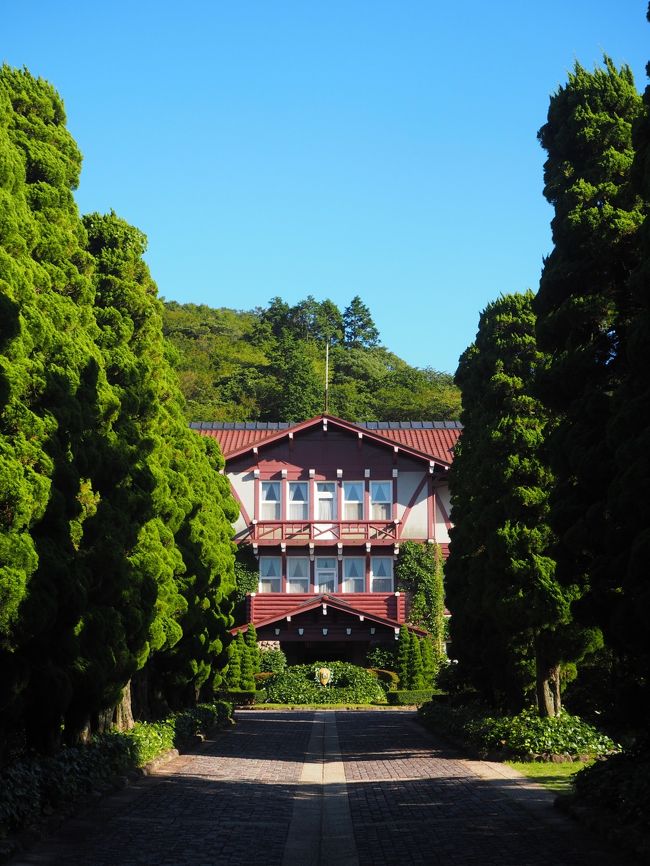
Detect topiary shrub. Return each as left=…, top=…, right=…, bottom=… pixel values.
left=259, top=647, right=287, bottom=673
left=367, top=668, right=399, bottom=693
left=265, top=662, right=386, bottom=705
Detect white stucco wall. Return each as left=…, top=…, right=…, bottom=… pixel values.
left=397, top=470, right=428, bottom=538
left=229, top=470, right=255, bottom=535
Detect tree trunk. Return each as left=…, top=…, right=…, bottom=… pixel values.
left=113, top=680, right=135, bottom=731
left=535, top=655, right=561, bottom=717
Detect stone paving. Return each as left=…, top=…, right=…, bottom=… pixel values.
left=9, top=709, right=638, bottom=866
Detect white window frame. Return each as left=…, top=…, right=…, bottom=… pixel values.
left=259, top=556, right=282, bottom=593
left=287, top=557, right=310, bottom=593
left=316, top=482, right=337, bottom=521
left=370, top=556, right=393, bottom=592
left=342, top=557, right=365, bottom=593
left=260, top=481, right=281, bottom=520
left=343, top=481, right=364, bottom=520
left=370, top=480, right=392, bottom=521
left=288, top=481, right=309, bottom=521
left=315, top=556, right=338, bottom=593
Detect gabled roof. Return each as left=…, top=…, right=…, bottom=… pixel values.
left=230, top=593, right=428, bottom=636
left=192, top=414, right=461, bottom=465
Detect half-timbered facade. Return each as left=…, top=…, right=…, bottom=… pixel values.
left=192, top=414, right=460, bottom=663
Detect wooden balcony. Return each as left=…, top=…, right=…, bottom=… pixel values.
left=250, top=520, right=399, bottom=544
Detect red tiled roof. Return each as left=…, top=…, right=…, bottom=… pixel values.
left=193, top=416, right=461, bottom=463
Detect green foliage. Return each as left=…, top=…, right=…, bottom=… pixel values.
left=238, top=632, right=255, bottom=691
left=408, top=633, right=425, bottom=690
left=216, top=689, right=260, bottom=706
left=397, top=626, right=411, bottom=687
left=259, top=647, right=287, bottom=673
left=533, top=58, right=645, bottom=719
left=225, top=636, right=241, bottom=689
left=264, top=662, right=385, bottom=705
left=162, top=297, right=460, bottom=423
left=395, top=541, right=446, bottom=650
left=365, top=645, right=397, bottom=671
left=244, top=623, right=260, bottom=674
left=0, top=700, right=232, bottom=837
left=572, top=743, right=650, bottom=843
left=366, top=668, right=399, bottom=692
left=447, top=291, right=601, bottom=717
left=387, top=690, right=436, bottom=706
left=418, top=701, right=618, bottom=759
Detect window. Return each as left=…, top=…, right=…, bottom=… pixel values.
left=316, top=482, right=337, bottom=520
left=342, top=557, right=365, bottom=593
left=315, top=557, right=338, bottom=593
left=261, top=481, right=281, bottom=520
left=287, top=557, right=309, bottom=593
left=343, top=482, right=364, bottom=520
left=370, top=481, right=392, bottom=520
left=370, top=556, right=393, bottom=592
left=259, top=557, right=281, bottom=593
left=288, top=481, right=309, bottom=520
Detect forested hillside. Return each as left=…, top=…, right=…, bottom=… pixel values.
left=162, top=296, right=461, bottom=422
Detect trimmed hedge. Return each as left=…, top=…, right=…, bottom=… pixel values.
left=418, top=700, right=619, bottom=760
left=265, top=662, right=386, bottom=705
left=218, top=689, right=265, bottom=706
left=387, top=689, right=436, bottom=706
left=0, top=701, right=233, bottom=839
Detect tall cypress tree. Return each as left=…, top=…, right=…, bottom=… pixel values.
left=0, top=68, right=119, bottom=750
left=448, top=292, right=599, bottom=715
left=533, top=58, right=643, bottom=638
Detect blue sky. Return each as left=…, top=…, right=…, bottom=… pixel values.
left=3, top=1, right=648, bottom=373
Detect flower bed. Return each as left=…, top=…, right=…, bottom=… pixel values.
left=264, top=662, right=385, bottom=705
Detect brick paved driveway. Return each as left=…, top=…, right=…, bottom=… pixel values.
left=9, top=709, right=637, bottom=866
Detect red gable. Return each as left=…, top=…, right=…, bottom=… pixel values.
left=192, top=414, right=461, bottom=465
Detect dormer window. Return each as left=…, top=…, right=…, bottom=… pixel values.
left=261, top=481, right=281, bottom=520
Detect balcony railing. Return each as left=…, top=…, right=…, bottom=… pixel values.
left=251, top=520, right=399, bottom=543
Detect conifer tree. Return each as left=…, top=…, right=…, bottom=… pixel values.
left=397, top=626, right=410, bottom=689
left=408, top=632, right=425, bottom=690
left=533, top=58, right=643, bottom=637
left=448, top=292, right=600, bottom=715
left=237, top=632, right=255, bottom=690
left=0, top=67, right=119, bottom=750
left=245, top=623, right=260, bottom=674
left=225, top=637, right=241, bottom=689
left=343, top=296, right=379, bottom=348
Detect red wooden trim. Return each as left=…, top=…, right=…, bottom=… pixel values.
left=281, top=551, right=286, bottom=594
left=253, top=475, right=260, bottom=522
left=392, top=475, right=398, bottom=520
left=398, top=473, right=429, bottom=536
left=429, top=482, right=436, bottom=542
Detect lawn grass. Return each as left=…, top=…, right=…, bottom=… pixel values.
left=506, top=760, right=592, bottom=794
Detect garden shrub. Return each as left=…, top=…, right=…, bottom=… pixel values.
left=571, top=743, right=650, bottom=842
left=387, top=689, right=436, bottom=706
left=418, top=700, right=619, bottom=759
left=265, top=662, right=386, bottom=705
left=365, top=646, right=397, bottom=671
left=217, top=689, right=260, bottom=706
left=367, top=668, right=399, bottom=692
left=259, top=647, right=287, bottom=673
left=254, top=672, right=274, bottom=685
